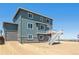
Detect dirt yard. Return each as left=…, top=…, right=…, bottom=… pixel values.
left=0, top=41, right=79, bottom=55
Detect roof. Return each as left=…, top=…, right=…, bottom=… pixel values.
left=13, top=8, right=53, bottom=22
left=3, top=22, right=18, bottom=32
left=3, top=22, right=18, bottom=28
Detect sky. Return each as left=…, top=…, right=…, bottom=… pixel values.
left=0, top=3, right=79, bottom=39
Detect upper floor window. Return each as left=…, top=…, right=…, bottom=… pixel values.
left=40, top=17, right=43, bottom=22
left=28, top=13, right=33, bottom=19
left=50, top=19, right=52, bottom=25
left=40, top=25, right=44, bottom=30
left=46, top=18, right=50, bottom=23
left=28, top=23, right=32, bottom=29
left=45, top=26, right=49, bottom=31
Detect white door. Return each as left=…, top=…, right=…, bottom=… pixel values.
left=6, top=32, right=17, bottom=41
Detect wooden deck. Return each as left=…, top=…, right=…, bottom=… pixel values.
left=0, top=41, right=79, bottom=55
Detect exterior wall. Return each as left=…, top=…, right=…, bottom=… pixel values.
left=15, top=17, right=39, bottom=43
left=13, top=9, right=53, bottom=43
left=14, top=15, right=22, bottom=42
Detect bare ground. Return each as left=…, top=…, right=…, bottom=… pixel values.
left=0, top=41, right=79, bottom=55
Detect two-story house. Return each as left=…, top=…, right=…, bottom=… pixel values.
left=3, top=8, right=53, bottom=43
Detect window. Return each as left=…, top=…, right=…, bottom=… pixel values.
left=36, top=23, right=39, bottom=27
left=40, top=25, right=44, bottom=30
left=46, top=26, right=49, bottom=31
left=46, top=18, right=49, bottom=23
left=28, top=23, right=32, bottom=29
left=40, top=17, right=43, bottom=21
left=38, top=25, right=44, bottom=30
left=28, top=13, right=33, bottom=19
left=50, top=19, right=52, bottom=25
left=28, top=35, right=33, bottom=39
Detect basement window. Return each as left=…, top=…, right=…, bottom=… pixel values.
left=28, top=34, right=33, bottom=39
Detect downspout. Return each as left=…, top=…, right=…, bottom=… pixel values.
left=21, top=16, right=23, bottom=44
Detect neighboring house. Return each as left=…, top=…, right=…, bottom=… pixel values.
left=3, top=8, right=53, bottom=43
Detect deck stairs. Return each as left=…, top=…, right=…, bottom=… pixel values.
left=48, top=31, right=63, bottom=45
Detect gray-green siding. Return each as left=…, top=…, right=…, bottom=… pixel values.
left=13, top=9, right=53, bottom=43
left=14, top=15, right=52, bottom=43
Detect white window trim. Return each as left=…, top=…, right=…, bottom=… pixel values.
left=40, top=17, right=43, bottom=22
left=27, top=23, right=33, bottom=29
left=28, top=13, right=33, bottom=19
left=28, top=34, right=33, bottom=40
